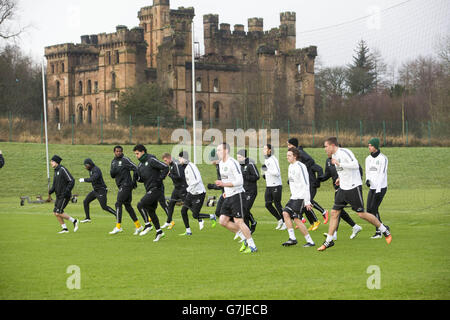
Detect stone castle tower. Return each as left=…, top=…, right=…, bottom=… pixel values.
left=44, top=0, right=316, bottom=126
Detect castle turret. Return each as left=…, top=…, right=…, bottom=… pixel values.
left=203, top=14, right=219, bottom=55
left=280, top=12, right=296, bottom=51
left=248, top=18, right=263, bottom=33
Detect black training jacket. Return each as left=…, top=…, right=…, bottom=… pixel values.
left=83, top=158, right=108, bottom=191
left=49, top=165, right=75, bottom=198
left=241, top=158, right=260, bottom=193
left=110, top=155, right=138, bottom=188
left=136, top=153, right=169, bottom=192
left=168, top=160, right=188, bottom=190
left=298, top=146, right=322, bottom=189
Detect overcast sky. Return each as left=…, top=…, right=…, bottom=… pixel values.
left=6, top=0, right=450, bottom=68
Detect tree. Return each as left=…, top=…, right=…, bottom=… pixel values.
left=116, top=83, right=178, bottom=126
left=346, top=40, right=377, bottom=96
left=0, top=44, right=42, bottom=119
left=0, top=0, right=24, bottom=40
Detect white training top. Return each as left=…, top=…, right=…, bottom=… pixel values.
left=184, top=162, right=206, bottom=195
left=365, top=152, right=388, bottom=193
left=219, top=157, right=245, bottom=197
left=264, top=155, right=282, bottom=187
left=288, top=161, right=311, bottom=205
left=332, top=147, right=362, bottom=190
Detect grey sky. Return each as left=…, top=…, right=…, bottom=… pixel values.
left=7, top=0, right=450, bottom=68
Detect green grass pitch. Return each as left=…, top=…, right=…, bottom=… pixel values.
left=0, top=142, right=449, bottom=300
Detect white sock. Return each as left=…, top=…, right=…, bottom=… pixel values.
left=210, top=214, right=215, bottom=219
left=326, top=234, right=334, bottom=242
left=61, top=224, right=67, bottom=229
left=305, top=234, right=314, bottom=244
left=288, top=228, right=296, bottom=240
left=333, top=231, right=337, bottom=238
left=69, top=217, right=75, bottom=223
left=186, top=228, right=191, bottom=233
left=378, top=224, right=387, bottom=233
left=238, top=231, right=246, bottom=241
left=247, top=238, right=256, bottom=248
left=353, top=224, right=360, bottom=229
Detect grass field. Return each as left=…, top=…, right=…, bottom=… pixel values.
left=0, top=142, right=449, bottom=300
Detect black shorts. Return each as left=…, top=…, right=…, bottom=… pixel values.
left=54, top=196, right=70, bottom=214
left=283, top=199, right=305, bottom=219
left=183, top=192, right=205, bottom=215
left=220, top=192, right=245, bottom=219
left=265, top=185, right=282, bottom=203
left=333, top=186, right=365, bottom=212
left=215, top=193, right=225, bottom=216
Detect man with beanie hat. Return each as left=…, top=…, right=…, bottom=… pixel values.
left=365, top=137, right=389, bottom=239
left=237, top=149, right=259, bottom=233
left=48, top=155, right=79, bottom=233
left=79, top=158, right=117, bottom=223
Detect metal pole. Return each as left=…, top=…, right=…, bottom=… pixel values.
left=191, top=21, right=197, bottom=164
left=8, top=111, right=12, bottom=142
left=41, top=60, right=50, bottom=191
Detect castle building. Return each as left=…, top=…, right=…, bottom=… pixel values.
left=44, top=0, right=316, bottom=126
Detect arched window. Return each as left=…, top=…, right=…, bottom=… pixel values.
left=213, top=101, right=221, bottom=121
left=114, top=50, right=120, bottom=64
left=78, top=104, right=83, bottom=124
left=213, top=79, right=220, bottom=93
left=78, top=81, right=83, bottom=95
left=87, top=104, right=93, bottom=124
left=87, top=80, right=92, bottom=94
left=196, top=77, right=202, bottom=92
left=51, top=64, right=55, bottom=74
left=54, top=107, right=60, bottom=123
left=111, top=73, right=116, bottom=90
left=195, top=101, right=205, bottom=121
left=61, top=63, right=65, bottom=73
left=56, top=81, right=60, bottom=97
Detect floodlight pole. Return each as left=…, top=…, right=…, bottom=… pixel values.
left=191, top=21, right=197, bottom=164
left=41, top=59, right=50, bottom=191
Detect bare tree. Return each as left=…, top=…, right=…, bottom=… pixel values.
left=0, top=0, right=24, bottom=40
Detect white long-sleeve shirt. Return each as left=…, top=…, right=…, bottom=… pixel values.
left=288, top=161, right=311, bottom=205
left=332, top=147, right=362, bottom=190
left=365, top=152, right=388, bottom=193
left=264, top=155, right=282, bottom=187
left=219, top=157, right=245, bottom=197
left=184, top=162, right=206, bottom=195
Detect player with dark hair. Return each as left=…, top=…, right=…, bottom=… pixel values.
left=287, top=137, right=328, bottom=231
left=161, top=152, right=188, bottom=230
left=133, top=144, right=169, bottom=241
left=109, top=145, right=143, bottom=235
left=318, top=137, right=392, bottom=251
left=79, top=158, right=117, bottom=223
left=48, top=155, right=79, bottom=234
left=281, top=148, right=315, bottom=247
left=262, top=144, right=285, bottom=230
